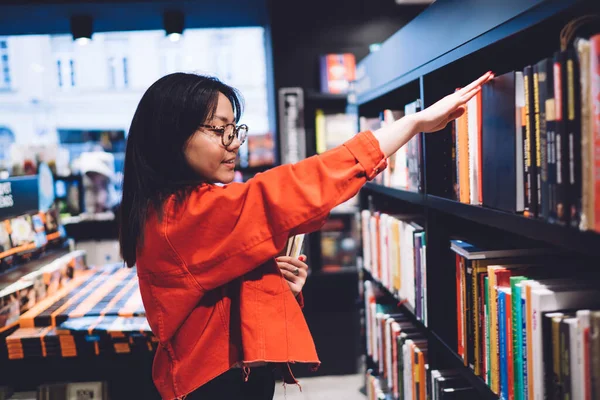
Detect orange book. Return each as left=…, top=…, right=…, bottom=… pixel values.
left=457, top=92, right=470, bottom=203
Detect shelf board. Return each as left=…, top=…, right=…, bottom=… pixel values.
left=364, top=183, right=426, bottom=206
left=426, top=195, right=600, bottom=258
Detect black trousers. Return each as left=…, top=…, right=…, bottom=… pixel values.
left=186, top=365, right=276, bottom=400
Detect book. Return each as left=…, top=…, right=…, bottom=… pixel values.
left=565, top=49, right=582, bottom=229
left=590, top=35, right=600, bottom=232
left=553, top=51, right=569, bottom=225
left=524, top=65, right=538, bottom=217
left=591, top=311, right=600, bottom=399
left=467, top=90, right=482, bottom=205
left=456, top=96, right=470, bottom=204
left=534, top=58, right=553, bottom=221
left=319, top=53, right=356, bottom=94
left=577, top=38, right=593, bottom=231
left=284, top=234, right=305, bottom=259
left=405, top=99, right=424, bottom=193
left=481, top=71, right=524, bottom=213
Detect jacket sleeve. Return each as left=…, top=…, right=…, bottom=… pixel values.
left=165, top=130, right=386, bottom=291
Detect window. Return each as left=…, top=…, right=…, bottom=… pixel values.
left=122, top=57, right=128, bottom=87
left=56, top=56, right=76, bottom=89
left=0, top=40, right=10, bottom=90
left=56, top=60, right=63, bottom=87
left=69, top=59, right=75, bottom=87
left=107, top=56, right=128, bottom=89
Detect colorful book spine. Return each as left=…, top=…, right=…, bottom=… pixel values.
left=499, top=289, right=508, bottom=400
left=511, top=277, right=528, bottom=400
left=485, top=276, right=491, bottom=385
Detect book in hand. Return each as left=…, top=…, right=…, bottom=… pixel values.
left=282, top=234, right=305, bottom=259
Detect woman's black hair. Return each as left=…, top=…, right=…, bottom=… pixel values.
left=119, top=73, right=243, bottom=268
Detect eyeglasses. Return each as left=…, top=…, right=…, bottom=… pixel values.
left=199, top=123, right=249, bottom=147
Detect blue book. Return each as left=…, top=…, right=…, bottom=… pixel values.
left=498, top=288, right=510, bottom=400
left=521, top=293, right=528, bottom=399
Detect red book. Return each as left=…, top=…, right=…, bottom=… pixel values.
left=456, top=254, right=465, bottom=360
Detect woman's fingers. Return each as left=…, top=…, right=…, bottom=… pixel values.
left=276, top=256, right=309, bottom=270
left=278, top=261, right=308, bottom=278
left=458, top=71, right=494, bottom=95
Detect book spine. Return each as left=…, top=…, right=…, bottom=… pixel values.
left=499, top=290, right=508, bottom=400
left=554, top=52, right=569, bottom=225
left=591, top=311, right=600, bottom=399
left=512, top=283, right=524, bottom=400
left=485, top=276, right=491, bottom=385
left=524, top=66, right=538, bottom=217
left=533, top=65, right=543, bottom=218
left=489, top=268, right=500, bottom=394
left=522, top=291, right=529, bottom=400
left=452, top=118, right=459, bottom=201
left=456, top=255, right=464, bottom=360
left=524, top=68, right=533, bottom=216
left=560, top=321, right=572, bottom=400
left=591, top=36, right=600, bottom=231
left=566, top=50, right=582, bottom=229
left=537, top=60, right=551, bottom=221
left=466, top=261, right=475, bottom=371
left=552, top=316, right=563, bottom=400
left=578, top=38, right=592, bottom=231
left=506, top=291, right=514, bottom=400
left=473, top=266, right=483, bottom=377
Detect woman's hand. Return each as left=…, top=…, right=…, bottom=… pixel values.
left=276, top=255, right=309, bottom=297
left=415, top=71, right=494, bottom=133
left=373, top=71, right=494, bottom=158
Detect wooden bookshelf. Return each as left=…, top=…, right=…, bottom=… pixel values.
left=355, top=0, right=600, bottom=398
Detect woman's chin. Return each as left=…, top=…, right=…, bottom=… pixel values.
left=215, top=170, right=235, bottom=185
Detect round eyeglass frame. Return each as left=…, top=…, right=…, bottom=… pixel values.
left=199, top=123, right=249, bottom=147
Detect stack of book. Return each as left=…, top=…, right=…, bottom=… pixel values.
left=359, top=99, right=424, bottom=194
left=361, top=209, right=427, bottom=323
left=364, top=281, right=477, bottom=400
left=451, top=238, right=600, bottom=399
left=3, top=263, right=156, bottom=360
left=451, top=34, right=600, bottom=234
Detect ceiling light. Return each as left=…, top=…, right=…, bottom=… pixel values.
left=70, top=15, right=93, bottom=43
left=164, top=10, right=185, bottom=41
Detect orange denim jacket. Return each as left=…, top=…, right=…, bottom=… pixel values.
left=136, top=130, right=387, bottom=399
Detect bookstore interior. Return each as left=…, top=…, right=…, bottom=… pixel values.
left=1, top=0, right=600, bottom=399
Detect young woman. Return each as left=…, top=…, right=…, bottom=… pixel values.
left=119, top=71, right=493, bottom=400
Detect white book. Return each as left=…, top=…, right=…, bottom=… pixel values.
left=576, top=310, right=591, bottom=399
left=564, top=317, right=583, bottom=400
left=361, top=210, right=371, bottom=271
left=364, top=281, right=373, bottom=357
left=403, top=341, right=413, bottom=400
left=370, top=302, right=377, bottom=359
left=369, top=215, right=378, bottom=279
left=530, top=285, right=600, bottom=400
left=467, top=95, right=480, bottom=205
left=379, top=214, right=389, bottom=288
left=388, top=216, right=398, bottom=294
left=515, top=71, right=525, bottom=212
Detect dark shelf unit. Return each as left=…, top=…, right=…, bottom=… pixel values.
left=354, top=0, right=600, bottom=399
left=362, top=268, right=498, bottom=400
